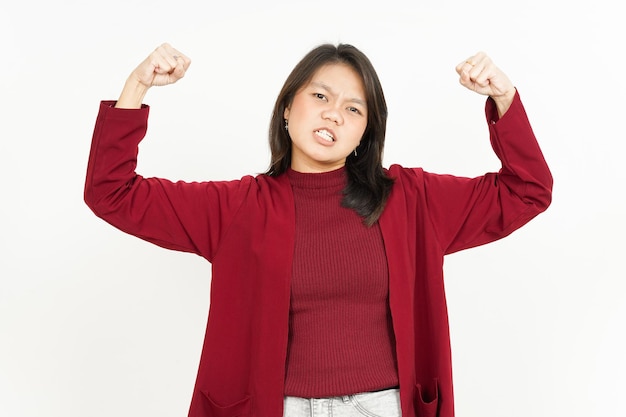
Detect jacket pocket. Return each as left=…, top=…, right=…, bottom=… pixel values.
left=414, top=379, right=439, bottom=417
left=200, top=392, right=251, bottom=417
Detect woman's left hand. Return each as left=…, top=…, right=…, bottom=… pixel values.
left=456, top=52, right=516, bottom=116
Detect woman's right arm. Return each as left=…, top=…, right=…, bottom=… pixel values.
left=84, top=44, right=249, bottom=261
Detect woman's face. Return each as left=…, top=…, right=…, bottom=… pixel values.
left=284, top=63, right=368, bottom=173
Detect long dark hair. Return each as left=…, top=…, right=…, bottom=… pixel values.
left=266, top=43, right=394, bottom=226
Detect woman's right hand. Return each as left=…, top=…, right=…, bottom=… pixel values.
left=116, top=43, right=191, bottom=109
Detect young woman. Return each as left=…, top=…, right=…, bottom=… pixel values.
left=84, top=42, right=552, bottom=417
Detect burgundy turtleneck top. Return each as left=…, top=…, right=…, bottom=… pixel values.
left=283, top=167, right=399, bottom=397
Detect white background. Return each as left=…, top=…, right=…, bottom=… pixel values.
left=1, top=1, right=624, bottom=416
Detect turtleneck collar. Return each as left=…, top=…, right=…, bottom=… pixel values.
left=286, top=166, right=347, bottom=190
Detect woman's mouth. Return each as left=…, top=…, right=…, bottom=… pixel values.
left=315, top=129, right=335, bottom=142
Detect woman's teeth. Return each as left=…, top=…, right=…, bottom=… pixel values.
left=315, top=130, right=334, bottom=142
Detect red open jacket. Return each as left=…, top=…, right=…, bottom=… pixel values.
left=84, top=91, right=552, bottom=417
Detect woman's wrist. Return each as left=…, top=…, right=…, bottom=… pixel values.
left=115, top=76, right=150, bottom=109
left=490, top=88, right=516, bottom=117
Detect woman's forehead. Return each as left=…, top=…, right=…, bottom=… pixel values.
left=307, top=63, right=366, bottom=98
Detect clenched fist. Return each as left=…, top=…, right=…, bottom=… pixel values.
left=456, top=52, right=516, bottom=116
left=116, top=43, right=191, bottom=109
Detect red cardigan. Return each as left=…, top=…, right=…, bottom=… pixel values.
left=84, top=91, right=552, bottom=417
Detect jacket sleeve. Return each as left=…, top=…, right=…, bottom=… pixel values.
left=83, top=101, right=250, bottom=262
left=421, top=90, right=553, bottom=254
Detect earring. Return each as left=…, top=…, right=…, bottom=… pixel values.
left=284, top=120, right=289, bottom=131
left=354, top=148, right=358, bottom=157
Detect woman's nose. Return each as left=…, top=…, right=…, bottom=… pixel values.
left=322, top=107, right=343, bottom=125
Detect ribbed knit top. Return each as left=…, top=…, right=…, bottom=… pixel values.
left=284, top=167, right=398, bottom=397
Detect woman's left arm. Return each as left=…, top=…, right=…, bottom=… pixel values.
left=420, top=53, right=553, bottom=254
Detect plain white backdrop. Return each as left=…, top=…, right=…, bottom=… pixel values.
left=1, top=1, right=624, bottom=416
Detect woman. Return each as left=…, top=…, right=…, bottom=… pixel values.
left=84, top=42, right=552, bottom=417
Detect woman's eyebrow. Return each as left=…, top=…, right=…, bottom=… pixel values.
left=310, top=81, right=366, bottom=107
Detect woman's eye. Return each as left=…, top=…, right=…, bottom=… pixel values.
left=314, top=93, right=326, bottom=100
left=348, top=107, right=361, bottom=114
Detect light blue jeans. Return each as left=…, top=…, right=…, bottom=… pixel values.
left=283, top=388, right=401, bottom=417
